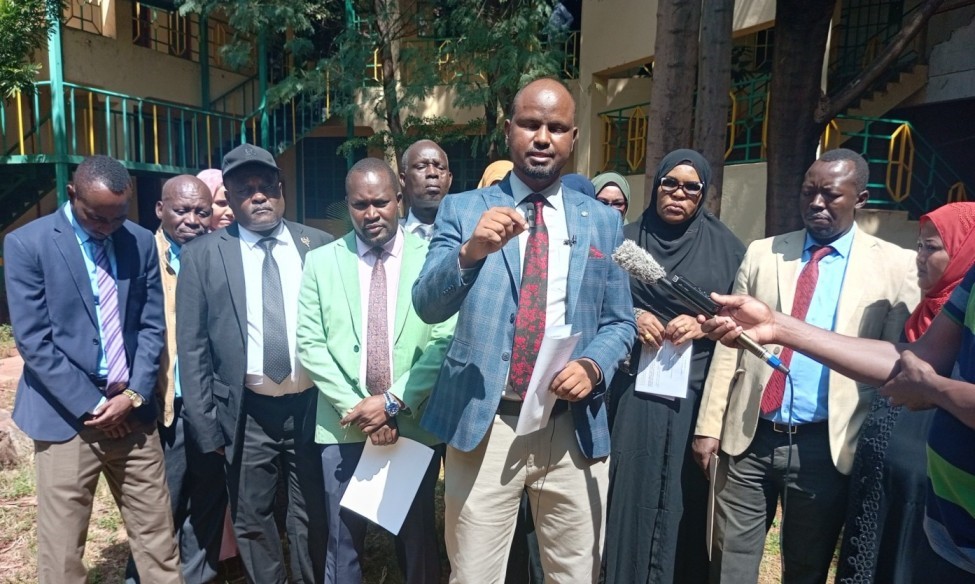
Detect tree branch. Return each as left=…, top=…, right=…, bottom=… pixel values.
left=816, top=0, right=945, bottom=123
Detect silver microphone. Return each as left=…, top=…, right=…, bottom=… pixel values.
left=612, top=241, right=789, bottom=374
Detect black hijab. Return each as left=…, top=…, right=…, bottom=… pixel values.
left=623, top=149, right=745, bottom=323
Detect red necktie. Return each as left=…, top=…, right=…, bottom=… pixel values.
left=760, top=244, right=835, bottom=415
left=508, top=194, right=548, bottom=399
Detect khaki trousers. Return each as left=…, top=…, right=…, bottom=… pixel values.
left=34, top=424, right=183, bottom=584
left=444, top=409, right=608, bottom=584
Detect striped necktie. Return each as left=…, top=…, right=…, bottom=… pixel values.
left=91, top=239, right=129, bottom=395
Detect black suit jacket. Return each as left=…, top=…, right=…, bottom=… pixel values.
left=5, top=209, right=164, bottom=441
left=176, top=220, right=333, bottom=459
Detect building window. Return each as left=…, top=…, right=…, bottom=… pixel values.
left=301, top=137, right=366, bottom=222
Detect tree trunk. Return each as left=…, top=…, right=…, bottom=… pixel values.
left=644, top=0, right=701, bottom=208
left=693, top=0, right=734, bottom=217
left=764, top=0, right=835, bottom=236
left=375, top=0, right=404, bottom=164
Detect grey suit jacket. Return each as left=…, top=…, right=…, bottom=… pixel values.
left=694, top=228, right=919, bottom=474
left=176, top=220, right=333, bottom=460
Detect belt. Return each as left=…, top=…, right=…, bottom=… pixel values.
left=245, top=386, right=315, bottom=400
left=757, top=418, right=827, bottom=435
left=496, top=399, right=569, bottom=417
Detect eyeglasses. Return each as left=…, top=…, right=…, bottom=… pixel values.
left=659, top=176, right=704, bottom=196
left=598, top=198, right=627, bottom=209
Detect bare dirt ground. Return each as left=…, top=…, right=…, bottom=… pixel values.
left=0, top=353, right=823, bottom=583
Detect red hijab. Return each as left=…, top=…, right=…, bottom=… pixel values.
left=904, top=202, right=975, bottom=341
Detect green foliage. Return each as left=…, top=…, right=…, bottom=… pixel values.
left=178, top=0, right=342, bottom=72
left=0, top=323, right=13, bottom=349
left=0, top=0, right=63, bottom=98
left=180, top=0, right=564, bottom=162
left=439, top=0, right=565, bottom=159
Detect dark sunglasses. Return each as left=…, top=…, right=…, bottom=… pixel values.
left=659, top=176, right=704, bottom=195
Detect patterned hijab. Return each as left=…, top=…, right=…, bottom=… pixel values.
left=904, top=202, right=975, bottom=341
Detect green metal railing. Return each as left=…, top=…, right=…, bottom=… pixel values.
left=598, top=101, right=649, bottom=175
left=0, top=82, right=247, bottom=172
left=239, top=90, right=330, bottom=155
left=211, top=76, right=261, bottom=117
left=823, top=115, right=969, bottom=217
left=829, top=0, right=923, bottom=91
left=598, top=75, right=771, bottom=174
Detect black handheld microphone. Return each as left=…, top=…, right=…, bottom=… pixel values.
left=612, top=240, right=789, bottom=374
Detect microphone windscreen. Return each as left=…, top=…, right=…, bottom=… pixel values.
left=612, top=240, right=667, bottom=284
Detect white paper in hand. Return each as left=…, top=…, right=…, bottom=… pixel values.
left=339, top=437, right=435, bottom=535
left=634, top=340, right=692, bottom=400
left=515, top=324, right=581, bottom=435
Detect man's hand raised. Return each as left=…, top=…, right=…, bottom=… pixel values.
left=458, top=207, right=528, bottom=268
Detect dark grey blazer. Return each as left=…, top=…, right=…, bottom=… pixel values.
left=176, top=220, right=333, bottom=460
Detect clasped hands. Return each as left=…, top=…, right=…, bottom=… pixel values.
left=637, top=311, right=705, bottom=350
left=84, top=393, right=135, bottom=439
left=341, top=395, right=399, bottom=446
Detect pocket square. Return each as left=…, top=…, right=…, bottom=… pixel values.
left=589, top=246, right=604, bottom=259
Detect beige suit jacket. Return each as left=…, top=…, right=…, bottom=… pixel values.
left=154, top=228, right=178, bottom=427
left=694, top=228, right=919, bottom=474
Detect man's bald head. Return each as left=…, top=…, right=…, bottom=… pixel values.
left=400, top=139, right=452, bottom=224
left=504, top=78, right=578, bottom=192
left=510, top=78, right=576, bottom=119
left=157, top=175, right=213, bottom=245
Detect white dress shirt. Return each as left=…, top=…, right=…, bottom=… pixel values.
left=501, top=173, right=571, bottom=399
left=239, top=222, right=311, bottom=396
left=401, top=211, right=433, bottom=241
left=355, top=227, right=404, bottom=391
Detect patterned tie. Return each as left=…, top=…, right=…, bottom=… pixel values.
left=258, top=238, right=292, bottom=384
left=760, top=244, right=836, bottom=415
left=508, top=194, right=549, bottom=399
left=92, top=240, right=129, bottom=396
left=366, top=248, right=391, bottom=396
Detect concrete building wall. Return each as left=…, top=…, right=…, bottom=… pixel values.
left=37, top=0, right=248, bottom=108
left=923, top=12, right=975, bottom=104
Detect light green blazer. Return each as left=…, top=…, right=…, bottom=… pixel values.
left=297, top=230, right=455, bottom=445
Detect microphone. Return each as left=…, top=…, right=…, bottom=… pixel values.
left=525, top=206, right=536, bottom=231
left=612, top=240, right=789, bottom=374
left=564, top=235, right=577, bottom=246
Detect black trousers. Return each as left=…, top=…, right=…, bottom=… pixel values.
left=320, top=440, right=444, bottom=584
left=228, top=388, right=327, bottom=584
left=125, top=398, right=228, bottom=584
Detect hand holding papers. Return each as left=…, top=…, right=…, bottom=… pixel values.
left=339, top=438, right=435, bottom=535
left=515, top=325, right=582, bottom=435
left=634, top=340, right=692, bottom=400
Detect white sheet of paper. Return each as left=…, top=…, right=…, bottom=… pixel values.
left=339, top=437, right=435, bottom=536
left=515, top=324, right=582, bottom=435
left=707, top=452, right=719, bottom=560
left=634, top=340, right=692, bottom=400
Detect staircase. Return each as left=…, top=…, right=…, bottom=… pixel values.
left=0, top=165, right=55, bottom=235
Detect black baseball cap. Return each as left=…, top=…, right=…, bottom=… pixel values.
left=221, top=143, right=280, bottom=179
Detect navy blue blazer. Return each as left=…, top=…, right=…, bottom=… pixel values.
left=5, top=209, right=165, bottom=442
left=412, top=179, right=636, bottom=459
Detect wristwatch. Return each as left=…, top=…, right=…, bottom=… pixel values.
left=122, top=389, right=144, bottom=408
left=383, top=391, right=400, bottom=417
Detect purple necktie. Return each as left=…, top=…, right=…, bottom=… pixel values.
left=366, top=248, right=390, bottom=396
left=92, top=240, right=129, bottom=396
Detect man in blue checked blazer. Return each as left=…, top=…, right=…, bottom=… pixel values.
left=412, top=78, right=635, bottom=584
